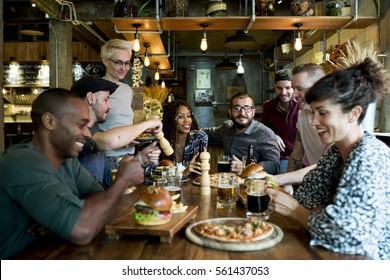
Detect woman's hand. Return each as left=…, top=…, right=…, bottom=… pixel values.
left=183, top=153, right=201, bottom=176
left=266, top=188, right=310, bottom=229
left=230, top=155, right=244, bottom=175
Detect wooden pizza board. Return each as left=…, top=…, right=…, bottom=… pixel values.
left=185, top=218, right=284, bottom=251
left=105, top=205, right=198, bottom=243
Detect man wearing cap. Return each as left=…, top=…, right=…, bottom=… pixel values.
left=261, top=69, right=299, bottom=173
left=0, top=88, right=144, bottom=259
left=71, top=76, right=162, bottom=188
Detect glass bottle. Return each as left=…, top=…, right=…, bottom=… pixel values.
left=246, top=144, right=256, bottom=165
left=196, top=140, right=206, bottom=163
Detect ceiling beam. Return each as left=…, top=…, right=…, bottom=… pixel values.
left=30, top=0, right=110, bottom=51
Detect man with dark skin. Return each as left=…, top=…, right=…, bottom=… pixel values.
left=0, top=88, right=144, bottom=259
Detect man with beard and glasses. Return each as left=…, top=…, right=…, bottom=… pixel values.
left=71, top=76, right=162, bottom=188
left=203, top=92, right=280, bottom=175
left=0, top=88, right=144, bottom=259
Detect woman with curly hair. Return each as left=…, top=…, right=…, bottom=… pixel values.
left=162, top=100, right=208, bottom=177
left=266, top=57, right=390, bottom=259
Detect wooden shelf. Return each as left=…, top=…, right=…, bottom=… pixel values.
left=112, top=16, right=380, bottom=32
left=112, top=15, right=381, bottom=72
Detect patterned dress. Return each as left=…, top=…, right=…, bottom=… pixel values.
left=295, top=132, right=390, bottom=259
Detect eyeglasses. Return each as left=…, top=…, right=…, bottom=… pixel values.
left=109, top=58, right=132, bottom=68
left=231, top=105, right=254, bottom=113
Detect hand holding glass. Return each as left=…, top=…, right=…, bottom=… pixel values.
left=246, top=179, right=272, bottom=220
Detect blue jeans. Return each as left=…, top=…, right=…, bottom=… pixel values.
left=279, top=159, right=289, bottom=174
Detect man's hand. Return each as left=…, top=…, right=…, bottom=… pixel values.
left=144, top=116, right=163, bottom=135
left=140, top=141, right=161, bottom=164
left=230, top=155, right=244, bottom=175
left=117, top=156, right=144, bottom=186
left=275, top=135, right=286, bottom=152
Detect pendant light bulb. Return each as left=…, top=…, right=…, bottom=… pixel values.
left=295, top=37, right=302, bottom=51
left=161, top=79, right=166, bottom=88
left=132, top=24, right=141, bottom=53
left=144, top=55, right=150, bottom=67
left=154, top=62, right=160, bottom=81
left=236, top=52, right=245, bottom=74
left=200, top=23, right=208, bottom=51
left=294, top=23, right=303, bottom=51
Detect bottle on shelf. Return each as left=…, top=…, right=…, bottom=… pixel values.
left=246, top=144, right=256, bottom=166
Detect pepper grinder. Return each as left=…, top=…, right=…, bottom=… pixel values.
left=199, top=149, right=211, bottom=195
left=155, top=132, right=174, bottom=156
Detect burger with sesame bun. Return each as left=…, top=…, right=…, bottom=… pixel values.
left=240, top=163, right=267, bottom=179
left=133, top=185, right=172, bottom=226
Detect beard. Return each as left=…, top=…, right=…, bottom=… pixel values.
left=232, top=115, right=252, bottom=130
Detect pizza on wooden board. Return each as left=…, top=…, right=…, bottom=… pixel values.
left=193, top=218, right=273, bottom=242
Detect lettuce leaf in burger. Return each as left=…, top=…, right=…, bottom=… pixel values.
left=133, top=185, right=172, bottom=226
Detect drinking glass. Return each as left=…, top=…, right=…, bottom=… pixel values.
left=217, top=155, right=231, bottom=173
left=216, top=173, right=239, bottom=209
left=246, top=179, right=272, bottom=220
left=161, top=166, right=182, bottom=203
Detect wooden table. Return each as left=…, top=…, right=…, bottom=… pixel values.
left=13, top=180, right=368, bottom=260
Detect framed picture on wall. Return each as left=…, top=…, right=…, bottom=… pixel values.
left=196, top=69, right=211, bottom=89
left=195, top=89, right=213, bottom=105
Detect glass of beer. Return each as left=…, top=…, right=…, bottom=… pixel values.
left=217, top=155, right=231, bottom=173
left=162, top=166, right=182, bottom=203
left=111, top=169, right=118, bottom=181
left=246, top=179, right=272, bottom=220
left=216, top=173, right=239, bottom=209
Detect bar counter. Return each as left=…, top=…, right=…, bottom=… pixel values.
left=13, top=179, right=368, bottom=260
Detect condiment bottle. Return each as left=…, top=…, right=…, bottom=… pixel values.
left=246, top=144, right=256, bottom=165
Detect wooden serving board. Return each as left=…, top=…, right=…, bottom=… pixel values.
left=105, top=205, right=198, bottom=243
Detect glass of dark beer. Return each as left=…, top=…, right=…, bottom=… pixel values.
left=246, top=179, right=272, bottom=220
left=217, top=155, right=231, bottom=173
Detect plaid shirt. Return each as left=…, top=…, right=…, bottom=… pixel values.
left=181, top=130, right=208, bottom=166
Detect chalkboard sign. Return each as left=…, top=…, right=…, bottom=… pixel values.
left=72, top=63, right=106, bottom=82
left=3, top=63, right=107, bottom=86
left=3, top=63, right=50, bottom=85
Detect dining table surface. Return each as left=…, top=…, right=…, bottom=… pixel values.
left=13, top=176, right=368, bottom=260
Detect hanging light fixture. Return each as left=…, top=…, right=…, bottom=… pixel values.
left=154, top=62, right=160, bottom=81
left=224, top=30, right=257, bottom=50
left=236, top=50, right=245, bottom=75
left=215, top=48, right=238, bottom=71
left=200, top=23, right=208, bottom=52
left=294, top=23, right=303, bottom=51
left=132, top=23, right=141, bottom=53
left=161, top=78, right=166, bottom=88
left=143, top=43, right=150, bottom=67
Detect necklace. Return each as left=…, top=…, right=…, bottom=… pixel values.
left=175, top=142, right=185, bottom=162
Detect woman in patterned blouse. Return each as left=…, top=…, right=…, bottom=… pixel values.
left=266, top=58, right=390, bottom=259
left=162, top=100, right=208, bottom=176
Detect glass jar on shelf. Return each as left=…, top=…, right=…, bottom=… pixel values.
left=206, top=0, right=227, bottom=17
left=255, top=0, right=275, bottom=16
left=291, top=0, right=315, bottom=16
